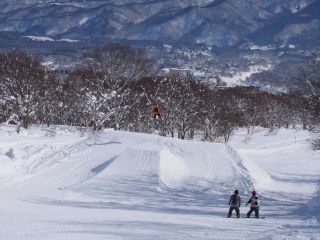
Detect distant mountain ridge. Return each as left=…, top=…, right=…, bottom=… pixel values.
left=0, top=0, right=319, bottom=47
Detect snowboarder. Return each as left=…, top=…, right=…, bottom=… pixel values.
left=227, top=189, right=241, bottom=218
left=246, top=190, right=260, bottom=218
left=153, top=106, right=161, bottom=119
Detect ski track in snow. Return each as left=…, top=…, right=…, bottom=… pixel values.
left=0, top=125, right=319, bottom=240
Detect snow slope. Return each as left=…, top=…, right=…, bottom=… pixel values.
left=0, top=124, right=319, bottom=240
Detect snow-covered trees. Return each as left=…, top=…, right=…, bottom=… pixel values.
left=63, top=43, right=153, bottom=130
left=0, top=50, right=57, bottom=130
left=132, top=75, right=204, bottom=139
left=65, top=68, right=128, bottom=130
left=306, top=53, right=320, bottom=148
left=0, top=45, right=318, bottom=142
left=90, top=43, right=153, bottom=82
left=307, top=82, right=320, bottom=149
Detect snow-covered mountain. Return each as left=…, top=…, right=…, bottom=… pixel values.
left=0, top=0, right=319, bottom=47
left=0, top=1, right=319, bottom=92
left=0, top=124, right=319, bottom=239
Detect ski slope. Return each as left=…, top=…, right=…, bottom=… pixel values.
left=0, top=124, right=319, bottom=240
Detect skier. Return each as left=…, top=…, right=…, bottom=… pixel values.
left=246, top=190, right=260, bottom=218
left=227, top=189, right=241, bottom=218
left=153, top=106, right=161, bottom=119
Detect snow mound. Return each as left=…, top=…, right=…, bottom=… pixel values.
left=87, top=143, right=234, bottom=189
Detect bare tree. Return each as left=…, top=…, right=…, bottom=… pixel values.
left=90, top=43, right=154, bottom=82
left=0, top=50, right=57, bottom=129
left=65, top=43, right=153, bottom=130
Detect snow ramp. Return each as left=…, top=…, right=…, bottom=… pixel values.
left=60, top=139, right=248, bottom=214
left=79, top=139, right=246, bottom=191
left=92, top=146, right=190, bottom=188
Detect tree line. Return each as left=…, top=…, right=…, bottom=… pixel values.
left=0, top=44, right=319, bottom=142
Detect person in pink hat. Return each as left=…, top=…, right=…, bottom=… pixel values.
left=246, top=190, right=260, bottom=218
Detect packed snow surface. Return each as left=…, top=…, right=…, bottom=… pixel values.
left=0, top=124, right=319, bottom=240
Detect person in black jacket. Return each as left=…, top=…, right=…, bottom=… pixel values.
left=227, top=189, right=241, bottom=218
left=246, top=190, right=260, bottom=218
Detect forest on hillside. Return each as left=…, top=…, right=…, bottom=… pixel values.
left=0, top=44, right=319, bottom=144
